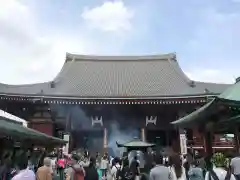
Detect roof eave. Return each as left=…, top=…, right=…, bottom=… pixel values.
left=171, top=99, right=218, bottom=128
left=0, top=93, right=218, bottom=100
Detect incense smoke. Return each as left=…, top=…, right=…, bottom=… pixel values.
left=108, top=121, right=139, bottom=157
left=50, top=104, right=92, bottom=130
left=50, top=104, right=103, bottom=153
left=51, top=104, right=140, bottom=155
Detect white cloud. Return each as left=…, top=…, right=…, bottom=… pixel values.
left=0, top=0, right=57, bottom=83
left=0, top=0, right=101, bottom=84
left=0, top=0, right=30, bottom=21
left=0, top=0, right=136, bottom=84
left=2, top=0, right=237, bottom=86
left=186, top=69, right=235, bottom=84
left=81, top=1, right=134, bottom=32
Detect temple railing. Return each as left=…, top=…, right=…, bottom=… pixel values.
left=192, top=136, right=234, bottom=147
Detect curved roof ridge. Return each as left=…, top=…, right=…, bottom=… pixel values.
left=66, top=52, right=177, bottom=61
left=53, top=52, right=179, bottom=84
left=54, top=52, right=202, bottom=93
left=167, top=58, right=192, bottom=85
left=53, top=56, right=77, bottom=83
left=195, top=81, right=231, bottom=85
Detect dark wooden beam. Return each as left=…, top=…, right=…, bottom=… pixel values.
left=234, top=126, right=240, bottom=153
left=203, top=130, right=213, bottom=170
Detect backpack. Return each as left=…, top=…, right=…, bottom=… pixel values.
left=115, top=165, right=121, bottom=180
left=123, top=167, right=134, bottom=180
left=73, top=167, right=84, bottom=180
left=208, top=169, right=231, bottom=180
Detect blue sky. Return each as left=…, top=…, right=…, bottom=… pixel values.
left=0, top=0, right=239, bottom=84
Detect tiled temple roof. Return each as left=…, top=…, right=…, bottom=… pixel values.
left=0, top=53, right=230, bottom=103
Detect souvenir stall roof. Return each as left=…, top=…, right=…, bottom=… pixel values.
left=0, top=109, right=27, bottom=127
left=0, top=118, right=66, bottom=146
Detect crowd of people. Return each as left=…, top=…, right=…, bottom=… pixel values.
left=1, top=149, right=240, bottom=180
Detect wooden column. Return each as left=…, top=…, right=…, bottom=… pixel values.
left=172, top=129, right=181, bottom=152
left=69, top=132, right=74, bottom=153
left=141, top=128, right=146, bottom=142
left=203, top=131, right=213, bottom=170
left=103, top=128, right=108, bottom=152
left=234, top=126, right=240, bottom=153
left=166, top=130, right=170, bottom=146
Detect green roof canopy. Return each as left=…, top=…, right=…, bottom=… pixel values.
left=218, top=82, right=240, bottom=102
left=171, top=82, right=240, bottom=128
left=171, top=99, right=218, bottom=128
left=0, top=119, right=66, bottom=146
left=116, top=139, right=155, bottom=148
left=216, top=114, right=240, bottom=129
left=217, top=82, right=240, bottom=106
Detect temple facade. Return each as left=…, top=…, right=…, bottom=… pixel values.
left=0, top=53, right=233, bottom=153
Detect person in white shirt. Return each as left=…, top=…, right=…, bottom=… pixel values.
left=109, top=156, right=114, bottom=168
left=111, top=158, right=121, bottom=180
left=50, top=157, right=57, bottom=174
left=205, top=167, right=236, bottom=180
left=169, top=155, right=186, bottom=180
left=100, top=154, right=109, bottom=179
left=12, top=156, right=35, bottom=180
left=149, top=154, right=172, bottom=180
left=205, top=153, right=236, bottom=180
left=230, top=155, right=240, bottom=179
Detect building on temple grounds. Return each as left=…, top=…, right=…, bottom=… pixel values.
left=0, top=53, right=235, bottom=153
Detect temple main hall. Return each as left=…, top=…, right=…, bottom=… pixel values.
left=0, top=53, right=233, bottom=153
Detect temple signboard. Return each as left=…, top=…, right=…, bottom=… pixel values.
left=145, top=116, right=157, bottom=126
left=91, top=116, right=103, bottom=127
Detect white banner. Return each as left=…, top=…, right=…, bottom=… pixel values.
left=180, top=134, right=187, bottom=155
left=62, top=134, right=70, bottom=154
